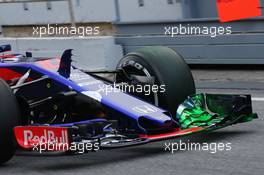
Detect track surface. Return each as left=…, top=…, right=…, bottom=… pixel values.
left=1, top=70, right=264, bottom=175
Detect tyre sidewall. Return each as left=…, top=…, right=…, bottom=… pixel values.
left=0, top=79, right=20, bottom=164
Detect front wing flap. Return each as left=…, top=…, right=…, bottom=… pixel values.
left=176, top=94, right=258, bottom=130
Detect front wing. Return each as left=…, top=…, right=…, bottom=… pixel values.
left=14, top=93, right=258, bottom=151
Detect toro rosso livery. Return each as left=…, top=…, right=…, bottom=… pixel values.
left=0, top=44, right=258, bottom=164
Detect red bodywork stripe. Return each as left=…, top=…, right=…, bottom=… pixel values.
left=35, top=59, right=59, bottom=71
left=0, top=54, right=18, bottom=59
left=0, top=68, right=22, bottom=81
left=140, top=127, right=204, bottom=140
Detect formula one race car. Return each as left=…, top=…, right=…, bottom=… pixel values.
left=0, top=44, right=258, bottom=164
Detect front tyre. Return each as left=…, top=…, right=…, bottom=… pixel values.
left=0, top=79, right=20, bottom=165
left=116, top=46, right=195, bottom=116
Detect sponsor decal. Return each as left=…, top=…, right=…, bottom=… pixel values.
left=217, top=0, right=262, bottom=22
left=14, top=126, right=69, bottom=151
left=82, top=91, right=102, bottom=102
left=132, top=105, right=158, bottom=114
left=121, top=60, right=144, bottom=71
left=78, top=80, right=101, bottom=87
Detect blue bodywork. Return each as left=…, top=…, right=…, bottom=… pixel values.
left=0, top=62, right=172, bottom=133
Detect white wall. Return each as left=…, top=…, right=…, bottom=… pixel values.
left=118, top=0, right=183, bottom=22
left=0, top=0, right=117, bottom=25
left=0, top=37, right=124, bottom=70
left=0, top=0, right=184, bottom=25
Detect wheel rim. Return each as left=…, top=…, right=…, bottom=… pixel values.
left=116, top=61, right=160, bottom=107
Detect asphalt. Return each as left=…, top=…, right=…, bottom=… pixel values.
left=0, top=69, right=264, bottom=175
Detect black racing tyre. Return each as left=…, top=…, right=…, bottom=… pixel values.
left=116, top=46, right=195, bottom=116
left=0, top=79, right=20, bottom=165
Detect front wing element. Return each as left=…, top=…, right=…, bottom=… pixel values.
left=176, top=94, right=258, bottom=130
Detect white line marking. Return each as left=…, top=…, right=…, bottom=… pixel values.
left=252, top=97, right=264, bottom=102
